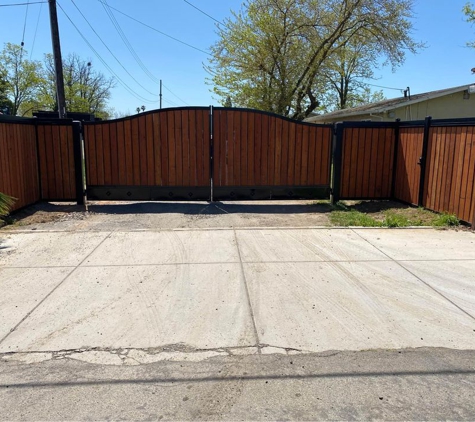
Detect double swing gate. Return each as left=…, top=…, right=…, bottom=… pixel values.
left=83, top=107, right=333, bottom=201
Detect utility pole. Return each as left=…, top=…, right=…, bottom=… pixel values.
left=160, top=80, right=163, bottom=109
left=48, top=0, right=67, bottom=118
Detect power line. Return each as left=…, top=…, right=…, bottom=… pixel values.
left=100, top=0, right=160, bottom=84
left=162, top=83, right=189, bottom=106
left=29, top=0, right=43, bottom=58
left=362, top=81, right=406, bottom=91
left=0, top=1, right=44, bottom=6
left=69, top=0, right=158, bottom=97
left=163, top=98, right=179, bottom=107
left=183, top=0, right=223, bottom=25
left=19, top=0, right=29, bottom=63
left=21, top=0, right=29, bottom=45
left=57, top=1, right=157, bottom=104
left=96, top=0, right=211, bottom=56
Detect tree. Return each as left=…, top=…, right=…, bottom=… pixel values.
left=207, top=0, right=421, bottom=120
left=39, top=53, right=115, bottom=119
left=464, top=3, right=475, bottom=47
left=317, top=37, right=381, bottom=110
left=0, top=43, right=44, bottom=116
left=0, top=74, right=14, bottom=114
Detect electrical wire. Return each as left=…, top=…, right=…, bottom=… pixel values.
left=162, top=83, right=189, bottom=106
left=29, top=0, right=43, bottom=58
left=183, top=0, right=223, bottom=25
left=69, top=0, right=158, bottom=97
left=0, top=1, right=44, bottom=6
left=100, top=0, right=160, bottom=84
left=96, top=0, right=211, bottom=56
left=163, top=98, right=179, bottom=107
left=21, top=0, right=29, bottom=47
left=57, top=2, right=157, bottom=104
left=362, top=81, right=406, bottom=91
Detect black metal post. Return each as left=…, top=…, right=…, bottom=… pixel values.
left=33, top=120, right=43, bottom=200
left=72, top=121, right=85, bottom=205
left=331, top=123, right=344, bottom=205
left=209, top=105, right=214, bottom=202
left=418, top=116, right=432, bottom=207
left=391, top=119, right=401, bottom=198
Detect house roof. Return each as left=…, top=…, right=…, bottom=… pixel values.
left=305, top=84, right=475, bottom=123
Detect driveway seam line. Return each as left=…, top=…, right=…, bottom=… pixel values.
left=0, top=232, right=114, bottom=347
left=351, top=229, right=475, bottom=322
left=233, top=228, right=261, bottom=353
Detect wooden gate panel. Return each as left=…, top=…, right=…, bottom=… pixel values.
left=213, top=108, right=332, bottom=200
left=84, top=108, right=210, bottom=201
left=0, top=121, right=40, bottom=211
left=423, top=125, right=475, bottom=223
left=339, top=126, right=395, bottom=200
left=393, top=127, right=424, bottom=205
left=37, top=122, right=76, bottom=201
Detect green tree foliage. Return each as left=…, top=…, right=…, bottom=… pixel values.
left=39, top=53, right=115, bottom=119
left=0, top=43, right=44, bottom=116
left=318, top=38, right=386, bottom=111
left=207, top=0, right=421, bottom=120
left=0, top=73, right=14, bottom=114
left=464, top=2, right=475, bottom=47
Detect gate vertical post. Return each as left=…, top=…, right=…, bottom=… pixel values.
left=331, top=123, right=344, bottom=205
left=72, top=120, right=85, bottom=206
left=390, top=119, right=401, bottom=198
left=418, top=116, right=432, bottom=207
left=209, top=105, right=214, bottom=202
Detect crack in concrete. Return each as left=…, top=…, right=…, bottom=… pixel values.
left=0, top=344, right=311, bottom=365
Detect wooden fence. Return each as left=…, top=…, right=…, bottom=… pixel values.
left=0, top=121, right=40, bottom=211
left=1, top=110, right=475, bottom=228
left=37, top=122, right=76, bottom=200
left=393, top=126, right=424, bottom=205
left=0, top=117, right=81, bottom=212
left=337, top=124, right=395, bottom=200
left=423, top=123, right=475, bottom=224
left=334, top=117, right=475, bottom=227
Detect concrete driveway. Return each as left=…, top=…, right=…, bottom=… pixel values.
left=1, top=225, right=475, bottom=359
left=1, top=208, right=475, bottom=420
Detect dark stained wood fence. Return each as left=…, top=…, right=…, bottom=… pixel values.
left=338, top=125, right=395, bottom=199
left=212, top=108, right=332, bottom=199
left=335, top=119, right=475, bottom=227
left=423, top=125, right=475, bottom=223
left=393, top=126, right=424, bottom=205
left=36, top=122, right=76, bottom=200
left=84, top=108, right=211, bottom=200
left=0, top=121, right=40, bottom=211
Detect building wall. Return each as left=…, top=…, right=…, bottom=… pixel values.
left=313, top=90, right=475, bottom=123
left=393, top=91, right=475, bottom=121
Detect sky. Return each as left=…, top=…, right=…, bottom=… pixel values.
left=0, top=0, right=474, bottom=115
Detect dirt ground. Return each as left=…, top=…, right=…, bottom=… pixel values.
left=0, top=199, right=464, bottom=231
left=1, top=200, right=333, bottom=231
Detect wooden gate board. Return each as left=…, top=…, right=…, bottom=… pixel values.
left=212, top=108, right=333, bottom=200
left=84, top=107, right=211, bottom=201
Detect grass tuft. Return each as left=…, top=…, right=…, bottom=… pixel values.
left=0, top=192, right=16, bottom=217
left=330, top=210, right=382, bottom=227
left=433, top=212, right=459, bottom=227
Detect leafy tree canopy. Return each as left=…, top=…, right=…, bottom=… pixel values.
left=207, top=0, right=422, bottom=120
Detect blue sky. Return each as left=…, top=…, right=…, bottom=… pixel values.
left=0, top=0, right=474, bottom=115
